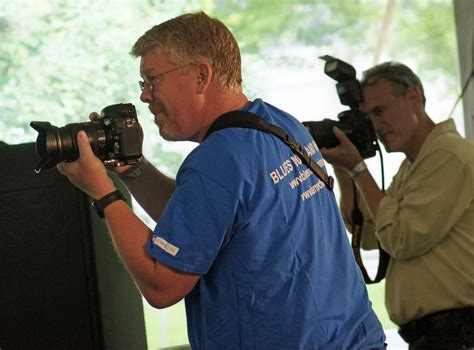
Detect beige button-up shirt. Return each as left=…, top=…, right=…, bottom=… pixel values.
left=346, top=119, right=474, bottom=325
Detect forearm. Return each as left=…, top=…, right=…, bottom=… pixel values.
left=351, top=168, right=385, bottom=220
left=118, top=158, right=176, bottom=221
left=318, top=127, right=384, bottom=239
left=102, top=200, right=198, bottom=308
left=57, top=133, right=196, bottom=307
left=102, top=199, right=156, bottom=288
left=334, top=165, right=383, bottom=248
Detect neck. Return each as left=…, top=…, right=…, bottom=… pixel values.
left=196, top=91, right=249, bottom=143
left=406, top=113, right=435, bottom=162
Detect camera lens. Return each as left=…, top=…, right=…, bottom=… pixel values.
left=30, top=121, right=101, bottom=172
left=30, top=121, right=61, bottom=172
left=30, top=103, right=142, bottom=173
left=303, top=119, right=341, bottom=149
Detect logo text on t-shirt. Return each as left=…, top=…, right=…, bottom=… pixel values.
left=268, top=140, right=326, bottom=201
left=152, top=236, right=180, bottom=256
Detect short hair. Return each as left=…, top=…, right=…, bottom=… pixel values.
left=131, top=11, right=242, bottom=93
left=360, top=62, right=426, bottom=106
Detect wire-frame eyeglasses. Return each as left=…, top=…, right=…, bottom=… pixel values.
left=138, top=63, right=194, bottom=92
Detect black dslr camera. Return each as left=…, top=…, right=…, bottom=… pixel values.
left=303, top=55, right=377, bottom=159
left=30, top=103, right=144, bottom=172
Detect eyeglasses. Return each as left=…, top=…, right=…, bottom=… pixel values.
left=139, top=63, right=194, bottom=92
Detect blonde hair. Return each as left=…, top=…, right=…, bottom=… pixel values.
left=131, top=11, right=243, bottom=93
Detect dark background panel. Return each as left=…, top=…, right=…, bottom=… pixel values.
left=0, top=143, right=147, bottom=350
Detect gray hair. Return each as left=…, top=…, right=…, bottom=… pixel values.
left=360, top=62, right=426, bottom=106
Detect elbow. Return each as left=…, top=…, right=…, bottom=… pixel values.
left=141, top=288, right=181, bottom=309
left=380, top=238, right=425, bottom=260
left=390, top=246, right=426, bottom=261
left=142, top=292, right=169, bottom=309
left=144, top=296, right=169, bottom=310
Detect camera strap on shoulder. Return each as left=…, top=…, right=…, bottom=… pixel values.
left=350, top=181, right=390, bottom=283
left=204, top=110, right=334, bottom=191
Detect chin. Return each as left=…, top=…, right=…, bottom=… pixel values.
left=159, top=130, right=175, bottom=141
left=380, top=136, right=398, bottom=153
left=384, top=143, right=404, bottom=154
left=381, top=140, right=395, bottom=153
left=159, top=128, right=185, bottom=142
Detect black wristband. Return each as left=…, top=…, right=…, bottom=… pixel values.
left=91, top=190, right=126, bottom=219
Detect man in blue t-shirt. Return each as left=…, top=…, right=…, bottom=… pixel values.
left=58, top=11, right=386, bottom=349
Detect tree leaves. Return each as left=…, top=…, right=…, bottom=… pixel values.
left=0, top=0, right=459, bottom=172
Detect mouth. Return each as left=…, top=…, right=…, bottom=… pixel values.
left=147, top=106, right=162, bottom=127
left=150, top=103, right=164, bottom=112
left=150, top=105, right=166, bottom=119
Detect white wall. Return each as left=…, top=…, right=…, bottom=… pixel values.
left=454, top=0, right=474, bottom=141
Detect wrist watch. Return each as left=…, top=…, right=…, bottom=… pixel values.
left=348, top=161, right=368, bottom=178
left=122, top=157, right=148, bottom=179
left=91, top=190, right=126, bottom=219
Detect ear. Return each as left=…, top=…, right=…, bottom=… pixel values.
left=196, top=62, right=212, bottom=94
left=405, top=85, right=423, bottom=110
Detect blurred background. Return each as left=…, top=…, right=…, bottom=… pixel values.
left=1, top=0, right=469, bottom=348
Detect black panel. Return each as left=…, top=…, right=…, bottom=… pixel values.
left=0, top=143, right=103, bottom=350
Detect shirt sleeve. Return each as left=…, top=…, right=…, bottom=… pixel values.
left=375, top=149, right=472, bottom=260
left=147, top=169, right=240, bottom=275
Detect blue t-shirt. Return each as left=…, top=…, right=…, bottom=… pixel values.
left=147, top=99, right=386, bottom=349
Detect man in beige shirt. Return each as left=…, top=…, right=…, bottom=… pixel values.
left=321, top=61, right=474, bottom=349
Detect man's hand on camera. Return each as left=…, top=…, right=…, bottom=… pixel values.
left=57, top=130, right=116, bottom=200
left=320, top=126, right=363, bottom=170
left=88, top=111, right=138, bottom=175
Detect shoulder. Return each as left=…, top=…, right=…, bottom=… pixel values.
left=176, top=127, right=259, bottom=194
left=245, top=99, right=306, bottom=130
left=423, top=120, right=474, bottom=165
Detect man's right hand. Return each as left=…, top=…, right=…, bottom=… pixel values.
left=57, top=130, right=116, bottom=199
left=320, top=126, right=364, bottom=171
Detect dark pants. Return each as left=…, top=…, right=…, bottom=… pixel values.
left=399, top=307, right=474, bottom=350
left=409, top=337, right=474, bottom=350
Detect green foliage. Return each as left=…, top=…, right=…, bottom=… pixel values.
left=0, top=0, right=198, bottom=173
left=209, top=0, right=382, bottom=52
left=207, top=0, right=459, bottom=93
left=0, top=0, right=459, bottom=147
left=388, top=0, right=459, bottom=82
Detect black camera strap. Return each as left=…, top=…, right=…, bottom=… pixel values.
left=205, top=110, right=391, bottom=283
left=204, top=110, right=334, bottom=191
left=350, top=181, right=390, bottom=284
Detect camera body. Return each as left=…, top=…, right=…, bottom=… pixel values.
left=303, top=55, right=377, bottom=159
left=30, top=103, right=144, bottom=172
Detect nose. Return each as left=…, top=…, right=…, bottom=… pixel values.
left=140, top=87, right=154, bottom=103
